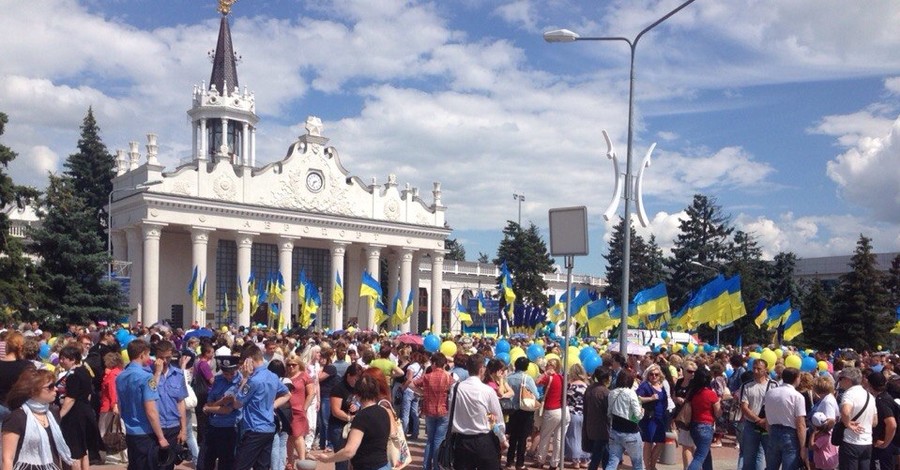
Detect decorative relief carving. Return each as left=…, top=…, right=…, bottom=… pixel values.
left=417, top=214, right=431, bottom=226
left=150, top=209, right=159, bottom=217
left=384, top=199, right=400, bottom=221
left=213, top=175, right=237, bottom=200
left=199, top=215, right=207, bottom=223
left=191, top=231, right=210, bottom=243
left=237, top=235, right=254, bottom=247
left=268, top=168, right=364, bottom=218
left=172, top=181, right=192, bottom=196
left=142, top=225, right=162, bottom=240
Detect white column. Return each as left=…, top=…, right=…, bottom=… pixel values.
left=192, top=122, right=198, bottom=159
left=199, top=119, right=207, bottom=160
left=190, top=227, right=213, bottom=327
left=221, top=118, right=229, bottom=154
left=410, top=253, right=422, bottom=332
left=365, top=245, right=383, bottom=330
left=242, top=122, right=249, bottom=166
left=430, top=251, right=445, bottom=335
left=399, top=248, right=415, bottom=333
left=141, top=223, right=166, bottom=326
left=386, top=252, right=400, bottom=329
left=125, top=227, right=143, bottom=325
left=277, top=236, right=295, bottom=330
left=236, top=231, right=255, bottom=327
left=250, top=127, right=256, bottom=167
left=330, top=242, right=349, bottom=331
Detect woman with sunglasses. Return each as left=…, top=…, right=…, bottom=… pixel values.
left=1, top=368, right=74, bottom=470
left=285, top=353, right=314, bottom=467
left=637, top=364, right=669, bottom=470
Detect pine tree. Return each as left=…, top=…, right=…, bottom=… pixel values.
left=603, top=217, right=666, bottom=304
left=798, top=278, right=834, bottom=350
left=666, top=194, right=734, bottom=309
left=477, top=252, right=490, bottom=264
left=63, top=108, right=115, bottom=238
left=769, top=252, right=800, bottom=304
left=445, top=238, right=466, bottom=262
left=885, top=254, right=900, bottom=310
left=0, top=112, right=40, bottom=321
left=28, top=175, right=125, bottom=326
left=494, top=221, right=554, bottom=306
left=830, top=234, right=892, bottom=352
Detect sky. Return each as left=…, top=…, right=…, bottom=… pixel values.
left=2, top=0, right=899, bottom=276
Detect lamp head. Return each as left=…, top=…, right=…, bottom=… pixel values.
left=543, top=29, right=580, bottom=43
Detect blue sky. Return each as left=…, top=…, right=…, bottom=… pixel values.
left=2, top=0, right=899, bottom=275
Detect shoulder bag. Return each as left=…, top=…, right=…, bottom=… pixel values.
left=519, top=375, right=539, bottom=412
left=436, top=382, right=461, bottom=470
left=674, top=397, right=692, bottom=430
left=380, top=399, right=412, bottom=470
left=832, top=392, right=870, bottom=446
left=534, top=374, right=553, bottom=430
left=102, top=413, right=127, bottom=453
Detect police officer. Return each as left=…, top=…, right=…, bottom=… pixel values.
left=116, top=339, right=169, bottom=470
left=152, top=340, right=189, bottom=470
left=232, top=344, right=291, bottom=470
left=199, top=355, right=243, bottom=470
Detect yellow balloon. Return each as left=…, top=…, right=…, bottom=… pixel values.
left=774, top=348, right=784, bottom=358
left=686, top=343, right=697, bottom=354
left=761, top=350, right=777, bottom=370
left=509, top=347, right=525, bottom=363
left=526, top=362, right=540, bottom=379
left=45, top=364, right=56, bottom=372
left=439, top=341, right=457, bottom=357
left=121, top=349, right=130, bottom=363
left=784, top=354, right=801, bottom=369
left=566, top=346, right=582, bottom=369
left=48, top=337, right=58, bottom=346
left=536, top=339, right=544, bottom=346
left=545, top=353, right=560, bottom=365
left=817, top=360, right=828, bottom=372
left=221, top=325, right=229, bottom=333
left=672, top=344, right=683, bottom=353
left=749, top=352, right=761, bottom=359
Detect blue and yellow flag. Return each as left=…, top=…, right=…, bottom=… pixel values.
left=248, top=273, right=259, bottom=314
left=476, top=290, right=487, bottom=315
left=333, top=271, right=344, bottom=308
left=374, top=297, right=388, bottom=326
left=187, top=266, right=200, bottom=303
left=766, top=299, right=792, bottom=329
left=685, top=275, right=727, bottom=326
left=499, top=262, right=516, bottom=311
left=391, top=291, right=404, bottom=325
left=715, top=275, right=745, bottom=327
left=752, top=299, right=768, bottom=328
left=782, top=308, right=803, bottom=341
left=360, top=271, right=382, bottom=301
left=405, top=290, right=415, bottom=322
left=457, top=300, right=473, bottom=326
left=197, top=276, right=207, bottom=311
left=587, top=298, right=617, bottom=336
left=633, top=283, right=670, bottom=319
left=570, top=289, right=592, bottom=324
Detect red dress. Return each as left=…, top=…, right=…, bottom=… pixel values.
left=289, top=372, right=312, bottom=437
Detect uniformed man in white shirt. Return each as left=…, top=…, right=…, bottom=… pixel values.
left=449, top=353, right=508, bottom=470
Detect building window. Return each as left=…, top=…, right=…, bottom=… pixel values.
left=293, top=247, right=331, bottom=329
left=215, top=240, right=237, bottom=325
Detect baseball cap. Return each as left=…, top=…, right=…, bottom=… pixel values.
left=811, top=412, right=827, bottom=427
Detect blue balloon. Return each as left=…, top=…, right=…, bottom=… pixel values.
left=527, top=344, right=545, bottom=362
left=652, top=345, right=660, bottom=353
left=661, top=331, right=669, bottom=340
left=801, top=356, right=817, bottom=372
left=703, top=344, right=714, bottom=353
left=747, top=358, right=755, bottom=369
left=495, top=339, right=511, bottom=354
left=496, top=352, right=510, bottom=365
left=579, top=346, right=595, bottom=362
left=583, top=353, right=602, bottom=374
left=115, top=329, right=130, bottom=343
left=39, top=343, right=51, bottom=359
left=755, top=346, right=763, bottom=353
left=122, top=334, right=136, bottom=347
left=424, top=334, right=441, bottom=353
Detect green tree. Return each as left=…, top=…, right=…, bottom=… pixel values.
left=63, top=108, right=115, bottom=238
left=797, top=278, right=834, bottom=350
left=29, top=175, right=125, bottom=327
left=445, top=238, right=466, bottom=262
left=885, top=254, right=900, bottom=309
left=723, top=230, right=771, bottom=344
left=494, top=221, right=554, bottom=306
left=769, top=252, right=800, bottom=304
left=0, top=112, right=40, bottom=322
left=603, top=217, right=666, bottom=304
left=477, top=252, right=490, bottom=264
left=830, top=234, right=892, bottom=352
left=666, top=194, right=734, bottom=309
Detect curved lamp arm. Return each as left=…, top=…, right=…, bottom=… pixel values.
left=601, top=129, right=623, bottom=221
left=634, top=142, right=656, bottom=228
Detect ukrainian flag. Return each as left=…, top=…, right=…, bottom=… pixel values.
left=374, top=297, right=388, bottom=326
left=570, top=289, right=592, bottom=324
left=457, top=300, right=473, bottom=326
left=333, top=271, right=344, bottom=309
left=390, top=291, right=404, bottom=325
left=235, top=277, right=244, bottom=314
left=765, top=299, right=792, bottom=329
left=685, top=275, right=727, bottom=326
left=476, top=290, right=487, bottom=315
left=360, top=271, right=382, bottom=300
left=187, top=266, right=200, bottom=303
left=405, top=291, right=415, bottom=322
left=782, top=308, right=803, bottom=341
left=717, top=276, right=746, bottom=326
left=586, top=298, right=613, bottom=336
left=752, top=299, right=768, bottom=328
left=197, top=276, right=207, bottom=311
left=500, top=262, right=516, bottom=309
left=633, top=283, right=670, bottom=319
left=248, top=273, right=259, bottom=314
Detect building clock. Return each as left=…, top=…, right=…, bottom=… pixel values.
left=306, top=171, right=324, bottom=192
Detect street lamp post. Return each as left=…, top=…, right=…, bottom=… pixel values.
left=544, top=0, right=695, bottom=357
left=513, top=193, right=525, bottom=225
left=107, top=180, right=163, bottom=280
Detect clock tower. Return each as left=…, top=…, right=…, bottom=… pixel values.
left=187, top=2, right=258, bottom=167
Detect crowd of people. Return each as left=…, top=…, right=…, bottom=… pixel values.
left=2, top=320, right=900, bottom=470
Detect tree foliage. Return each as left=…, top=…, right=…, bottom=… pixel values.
left=444, top=238, right=466, bottom=262
left=0, top=112, right=40, bottom=321
left=797, top=277, right=834, bottom=350
left=603, top=217, right=666, bottom=304
left=494, top=221, right=554, bottom=306
left=723, top=230, right=770, bottom=344
left=666, top=194, right=734, bottom=309
left=63, top=108, right=115, bottom=238
left=829, top=234, right=892, bottom=352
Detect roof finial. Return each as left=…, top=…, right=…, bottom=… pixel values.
left=218, top=0, right=237, bottom=15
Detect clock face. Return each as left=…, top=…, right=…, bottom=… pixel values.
left=306, top=172, right=324, bottom=192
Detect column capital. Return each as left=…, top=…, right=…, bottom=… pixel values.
left=431, top=249, right=446, bottom=264
left=236, top=231, right=258, bottom=248
left=277, top=235, right=299, bottom=253
left=366, top=244, right=386, bottom=258
left=141, top=222, right=167, bottom=240
left=331, top=241, right=351, bottom=255
left=400, top=247, right=417, bottom=262
left=190, top=226, right=215, bottom=243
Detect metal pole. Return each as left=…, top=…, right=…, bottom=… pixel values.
left=559, top=255, right=574, bottom=470
left=107, top=190, right=114, bottom=281
left=618, top=43, right=636, bottom=356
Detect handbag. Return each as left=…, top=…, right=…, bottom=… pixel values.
left=533, top=375, right=553, bottom=430
left=436, top=382, right=461, bottom=470
left=832, top=392, right=869, bottom=446
left=519, top=375, right=539, bottom=412
left=102, top=414, right=127, bottom=454
left=674, top=401, right=692, bottom=430
left=380, top=399, right=412, bottom=470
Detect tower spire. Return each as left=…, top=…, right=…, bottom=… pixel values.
left=209, top=3, right=239, bottom=94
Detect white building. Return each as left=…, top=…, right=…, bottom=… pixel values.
left=108, top=9, right=451, bottom=333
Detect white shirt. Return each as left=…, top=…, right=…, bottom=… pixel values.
left=450, top=376, right=504, bottom=435
left=841, top=385, right=876, bottom=445
left=763, top=384, right=806, bottom=428
left=813, top=393, right=839, bottom=421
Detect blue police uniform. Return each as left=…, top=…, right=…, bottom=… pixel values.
left=157, top=366, right=189, bottom=429
left=115, top=362, right=162, bottom=470
left=233, top=364, right=290, bottom=470
left=199, top=372, right=242, bottom=470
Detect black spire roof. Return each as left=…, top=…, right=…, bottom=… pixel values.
left=209, top=15, right=239, bottom=94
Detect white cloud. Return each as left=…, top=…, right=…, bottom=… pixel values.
left=887, top=77, right=900, bottom=95
left=643, top=146, right=774, bottom=202
left=493, top=1, right=538, bottom=33
left=7, top=145, right=60, bottom=188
